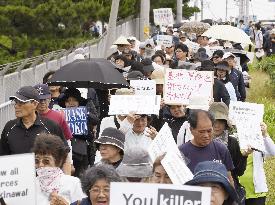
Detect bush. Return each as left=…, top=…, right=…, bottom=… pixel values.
left=256, top=55, right=275, bottom=97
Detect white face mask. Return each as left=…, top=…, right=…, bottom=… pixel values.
left=144, top=48, right=155, bottom=58
left=36, top=167, right=63, bottom=194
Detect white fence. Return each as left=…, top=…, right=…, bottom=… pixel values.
left=0, top=18, right=140, bottom=133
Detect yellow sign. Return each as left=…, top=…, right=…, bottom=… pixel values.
left=144, top=26, right=150, bottom=38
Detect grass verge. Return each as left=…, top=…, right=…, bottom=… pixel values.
left=247, top=65, right=275, bottom=205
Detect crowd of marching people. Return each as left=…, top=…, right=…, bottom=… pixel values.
left=0, top=20, right=275, bottom=205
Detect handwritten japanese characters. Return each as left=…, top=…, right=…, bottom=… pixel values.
left=164, top=70, right=214, bottom=105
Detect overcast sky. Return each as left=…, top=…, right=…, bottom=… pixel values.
left=188, top=0, right=275, bottom=21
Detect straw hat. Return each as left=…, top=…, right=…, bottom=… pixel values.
left=113, top=36, right=131, bottom=45
left=115, top=88, right=135, bottom=95
left=150, top=69, right=165, bottom=84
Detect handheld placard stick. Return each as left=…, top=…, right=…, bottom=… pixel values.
left=0, top=197, right=6, bottom=205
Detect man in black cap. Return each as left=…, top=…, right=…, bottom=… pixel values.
left=0, top=86, right=67, bottom=155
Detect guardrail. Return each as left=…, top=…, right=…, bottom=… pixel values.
left=0, top=17, right=140, bottom=133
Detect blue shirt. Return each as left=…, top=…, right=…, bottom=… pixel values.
left=179, top=140, right=234, bottom=173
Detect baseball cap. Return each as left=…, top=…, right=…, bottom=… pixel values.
left=9, top=86, right=40, bottom=102
left=222, top=52, right=236, bottom=60
left=33, top=84, right=52, bottom=100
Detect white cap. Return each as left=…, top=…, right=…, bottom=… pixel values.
left=222, top=52, right=236, bottom=60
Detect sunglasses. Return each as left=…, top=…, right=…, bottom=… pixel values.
left=212, top=56, right=220, bottom=59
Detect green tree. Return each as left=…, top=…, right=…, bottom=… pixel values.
left=0, top=0, right=198, bottom=64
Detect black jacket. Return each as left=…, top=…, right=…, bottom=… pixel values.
left=0, top=115, right=67, bottom=155
left=168, top=116, right=187, bottom=143
left=229, top=68, right=246, bottom=101
left=213, top=78, right=230, bottom=107
left=227, top=136, right=247, bottom=177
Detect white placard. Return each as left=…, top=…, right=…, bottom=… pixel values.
left=229, top=101, right=264, bottom=125
left=229, top=101, right=265, bottom=151
left=108, top=95, right=161, bottom=115
left=164, top=70, right=214, bottom=105
left=0, top=153, right=36, bottom=205
left=157, top=35, right=173, bottom=46
left=110, top=182, right=211, bottom=205
left=235, top=124, right=265, bottom=152
left=130, top=80, right=156, bottom=95
left=161, top=151, right=194, bottom=185
left=153, top=8, right=174, bottom=26
left=148, top=123, right=182, bottom=162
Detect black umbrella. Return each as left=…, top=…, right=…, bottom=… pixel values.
left=48, top=58, right=129, bottom=89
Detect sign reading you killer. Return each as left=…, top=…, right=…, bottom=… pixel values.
left=110, top=182, right=211, bottom=205
left=63, top=106, right=88, bottom=135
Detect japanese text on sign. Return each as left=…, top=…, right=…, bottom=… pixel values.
left=130, top=80, right=156, bottom=96
left=164, top=70, right=213, bottom=105
left=109, top=95, right=161, bottom=115
left=157, top=35, right=173, bottom=46
left=229, top=101, right=265, bottom=151
left=153, top=8, right=174, bottom=26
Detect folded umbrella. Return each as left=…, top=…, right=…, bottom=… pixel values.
left=48, top=58, right=129, bottom=89
left=202, top=25, right=252, bottom=45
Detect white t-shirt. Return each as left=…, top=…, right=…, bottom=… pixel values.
left=124, top=129, right=152, bottom=151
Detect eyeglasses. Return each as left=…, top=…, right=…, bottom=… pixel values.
left=89, top=188, right=110, bottom=195
left=212, top=56, right=220, bottom=59
left=175, top=50, right=183, bottom=53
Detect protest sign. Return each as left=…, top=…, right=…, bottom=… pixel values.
left=164, top=70, right=214, bottom=105
left=130, top=80, right=156, bottom=95
left=161, top=151, right=193, bottom=185
left=235, top=125, right=265, bottom=152
left=110, top=182, right=211, bottom=205
left=229, top=101, right=265, bottom=151
left=108, top=95, right=161, bottom=115
left=153, top=8, right=174, bottom=26
left=229, top=101, right=264, bottom=125
left=148, top=123, right=181, bottom=162
left=0, top=154, right=36, bottom=205
left=156, top=35, right=173, bottom=46
left=62, top=106, right=88, bottom=135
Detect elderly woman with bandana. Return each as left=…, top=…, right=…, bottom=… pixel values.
left=34, top=133, right=85, bottom=205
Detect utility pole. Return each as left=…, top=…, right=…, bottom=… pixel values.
left=225, top=0, right=228, bottom=21
left=239, top=0, right=244, bottom=22
left=103, top=0, right=120, bottom=58
left=176, top=0, right=183, bottom=23
left=201, top=0, right=204, bottom=20
left=245, top=0, right=249, bottom=24
left=194, top=0, right=198, bottom=21
left=140, top=0, right=150, bottom=41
